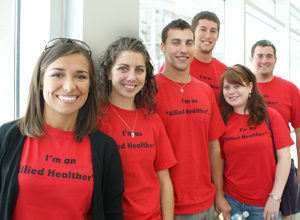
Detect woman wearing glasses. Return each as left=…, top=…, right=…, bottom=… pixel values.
left=219, top=64, right=292, bottom=220
left=0, top=38, right=124, bottom=220
left=98, top=37, right=177, bottom=220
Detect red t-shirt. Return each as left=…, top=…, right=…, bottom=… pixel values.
left=155, top=73, right=225, bottom=214
left=257, top=76, right=300, bottom=130
left=189, top=57, right=227, bottom=104
left=99, top=105, right=177, bottom=220
left=159, top=57, right=227, bottom=104
left=12, top=124, right=94, bottom=220
left=221, top=108, right=294, bottom=207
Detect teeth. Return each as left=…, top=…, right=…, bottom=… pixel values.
left=124, top=85, right=135, bottom=89
left=178, top=57, right=187, bottom=60
left=203, top=42, right=210, bottom=45
left=58, top=96, right=77, bottom=101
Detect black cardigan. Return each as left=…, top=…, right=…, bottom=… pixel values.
left=0, top=120, right=124, bottom=220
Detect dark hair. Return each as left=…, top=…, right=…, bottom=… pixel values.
left=251, top=39, right=276, bottom=58
left=219, top=64, right=266, bottom=125
left=191, top=11, right=220, bottom=33
left=161, top=19, right=194, bottom=44
left=19, top=43, right=104, bottom=142
left=98, top=37, right=158, bottom=115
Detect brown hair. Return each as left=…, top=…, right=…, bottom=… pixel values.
left=98, top=37, right=158, bottom=115
left=161, top=19, right=194, bottom=44
left=251, top=39, right=276, bottom=58
left=19, top=43, right=104, bottom=142
left=219, top=64, right=266, bottom=125
left=191, top=11, right=220, bottom=33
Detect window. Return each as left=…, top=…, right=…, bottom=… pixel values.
left=245, top=13, right=275, bottom=69
left=290, top=37, right=300, bottom=89
left=139, top=0, right=224, bottom=73
left=0, top=0, right=14, bottom=125
left=248, top=0, right=275, bottom=17
left=19, top=0, right=51, bottom=116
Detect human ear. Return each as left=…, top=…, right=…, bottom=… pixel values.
left=160, top=42, right=166, bottom=54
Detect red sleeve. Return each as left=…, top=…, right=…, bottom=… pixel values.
left=291, top=85, right=300, bottom=129
left=267, top=108, right=294, bottom=150
left=153, top=114, right=177, bottom=172
left=208, top=90, right=226, bottom=141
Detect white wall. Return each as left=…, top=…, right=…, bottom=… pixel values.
left=81, top=0, right=140, bottom=69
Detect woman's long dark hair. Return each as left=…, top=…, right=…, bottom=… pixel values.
left=219, top=64, right=266, bottom=125
left=98, top=37, right=158, bottom=116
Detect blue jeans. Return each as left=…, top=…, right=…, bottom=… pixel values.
left=224, top=193, right=281, bottom=220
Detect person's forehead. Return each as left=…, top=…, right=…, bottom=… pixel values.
left=197, top=19, right=218, bottom=28
left=254, top=46, right=274, bottom=55
left=167, top=28, right=193, bottom=40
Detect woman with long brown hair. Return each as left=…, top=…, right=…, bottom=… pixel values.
left=0, top=38, right=124, bottom=220
left=219, top=64, right=292, bottom=220
left=98, top=37, right=177, bottom=220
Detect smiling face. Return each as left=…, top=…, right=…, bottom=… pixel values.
left=161, top=28, right=194, bottom=73
left=223, top=79, right=253, bottom=114
left=108, top=50, right=146, bottom=109
left=194, top=19, right=219, bottom=55
left=250, top=46, right=277, bottom=81
left=42, top=53, right=90, bottom=124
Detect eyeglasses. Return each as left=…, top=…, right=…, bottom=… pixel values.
left=45, top=38, right=92, bottom=56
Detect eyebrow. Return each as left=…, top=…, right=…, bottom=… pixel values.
left=49, top=68, right=88, bottom=74
left=257, top=53, right=273, bottom=56
left=199, top=26, right=217, bottom=30
left=116, top=63, right=146, bottom=68
left=171, top=38, right=182, bottom=41
left=171, top=38, right=194, bottom=42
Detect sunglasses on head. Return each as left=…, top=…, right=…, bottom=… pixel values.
left=45, top=38, right=92, bottom=56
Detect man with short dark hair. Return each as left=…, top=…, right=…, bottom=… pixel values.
left=250, top=39, right=300, bottom=220
left=155, top=18, right=231, bottom=220
left=159, top=11, right=227, bottom=104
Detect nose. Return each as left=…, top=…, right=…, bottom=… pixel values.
left=262, top=56, right=268, bottom=63
left=179, top=43, right=188, bottom=54
left=63, top=78, right=76, bottom=92
left=204, top=30, right=211, bottom=39
left=229, top=87, right=235, bottom=94
left=127, top=69, right=136, bottom=81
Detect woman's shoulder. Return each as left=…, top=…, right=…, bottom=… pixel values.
left=89, top=129, right=115, bottom=144
left=0, top=119, right=21, bottom=138
left=266, top=107, right=286, bottom=127
left=89, top=129, right=119, bottom=153
left=266, top=107, right=281, bottom=118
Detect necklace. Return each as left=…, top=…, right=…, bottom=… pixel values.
left=172, top=76, right=191, bottom=92
left=109, top=103, right=137, bottom=138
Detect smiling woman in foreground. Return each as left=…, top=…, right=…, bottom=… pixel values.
left=0, top=38, right=124, bottom=220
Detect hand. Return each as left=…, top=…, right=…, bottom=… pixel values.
left=215, top=193, right=231, bottom=220
left=297, top=169, right=300, bottom=184
left=263, top=197, right=280, bottom=220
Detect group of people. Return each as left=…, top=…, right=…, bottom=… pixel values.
left=0, top=10, right=299, bottom=220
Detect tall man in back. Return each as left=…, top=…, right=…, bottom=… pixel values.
left=250, top=39, right=300, bottom=220
left=159, top=11, right=227, bottom=103
left=189, top=11, right=227, bottom=103
left=155, top=18, right=231, bottom=220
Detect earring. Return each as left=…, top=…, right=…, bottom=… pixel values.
left=248, top=93, right=251, bottom=98
left=108, top=80, right=112, bottom=94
